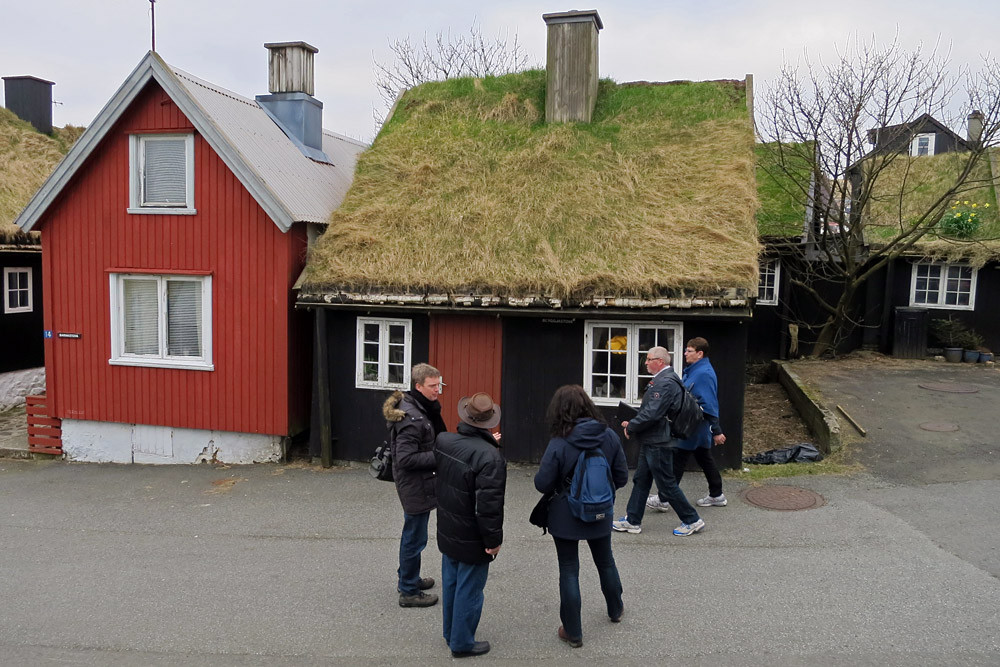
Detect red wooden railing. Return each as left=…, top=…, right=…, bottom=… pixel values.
left=26, top=395, right=62, bottom=456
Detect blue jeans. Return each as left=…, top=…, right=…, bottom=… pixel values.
left=441, top=554, right=490, bottom=653
left=553, top=535, right=624, bottom=640
left=397, top=511, right=430, bottom=595
left=625, top=443, right=699, bottom=525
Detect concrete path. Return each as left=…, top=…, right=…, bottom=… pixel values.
left=1, top=456, right=998, bottom=665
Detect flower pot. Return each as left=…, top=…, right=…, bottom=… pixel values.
left=979, top=352, right=994, bottom=363
left=963, top=349, right=980, bottom=363
left=944, top=347, right=963, bottom=362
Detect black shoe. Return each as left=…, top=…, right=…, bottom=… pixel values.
left=398, top=591, right=438, bottom=607
left=451, top=640, right=490, bottom=658
left=418, top=577, right=435, bottom=590
left=611, top=606, right=624, bottom=623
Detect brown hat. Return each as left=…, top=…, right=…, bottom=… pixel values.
left=457, top=392, right=501, bottom=430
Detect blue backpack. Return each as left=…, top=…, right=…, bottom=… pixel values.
left=566, top=448, right=615, bottom=522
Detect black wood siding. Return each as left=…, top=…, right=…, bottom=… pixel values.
left=0, top=251, right=44, bottom=373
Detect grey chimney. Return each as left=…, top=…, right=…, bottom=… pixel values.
left=3, top=75, right=54, bottom=134
left=542, top=10, right=603, bottom=123
left=255, top=41, right=331, bottom=163
left=967, top=109, right=984, bottom=146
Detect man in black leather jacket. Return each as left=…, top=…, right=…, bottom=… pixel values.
left=434, top=392, right=506, bottom=658
left=612, top=346, right=704, bottom=536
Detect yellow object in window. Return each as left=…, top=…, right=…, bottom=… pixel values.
left=609, top=335, right=627, bottom=353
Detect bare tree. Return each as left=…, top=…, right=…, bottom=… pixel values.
left=757, top=36, right=1000, bottom=356
left=373, top=22, right=530, bottom=127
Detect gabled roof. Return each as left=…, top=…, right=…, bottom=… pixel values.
left=866, top=113, right=970, bottom=151
left=301, top=71, right=759, bottom=308
left=15, top=52, right=365, bottom=234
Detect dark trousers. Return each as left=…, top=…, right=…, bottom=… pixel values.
left=552, top=535, right=624, bottom=640
left=670, top=446, right=724, bottom=498
left=397, top=511, right=429, bottom=595
left=625, top=443, right=700, bottom=525
left=441, top=554, right=490, bottom=653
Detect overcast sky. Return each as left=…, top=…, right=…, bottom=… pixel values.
left=2, top=0, right=997, bottom=143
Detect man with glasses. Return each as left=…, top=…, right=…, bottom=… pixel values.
left=647, top=337, right=727, bottom=513
left=612, top=346, right=705, bottom=536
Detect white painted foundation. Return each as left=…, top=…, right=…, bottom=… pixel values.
left=61, top=419, right=284, bottom=464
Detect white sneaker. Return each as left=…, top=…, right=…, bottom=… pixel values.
left=696, top=494, right=727, bottom=507
left=645, top=494, right=673, bottom=512
left=673, top=518, right=705, bottom=536
left=612, top=517, right=642, bottom=534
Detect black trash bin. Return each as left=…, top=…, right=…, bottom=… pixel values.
left=893, top=307, right=928, bottom=359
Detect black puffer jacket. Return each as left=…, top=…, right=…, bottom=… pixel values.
left=434, top=423, right=506, bottom=565
left=383, top=391, right=437, bottom=515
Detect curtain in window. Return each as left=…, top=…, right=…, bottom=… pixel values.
left=167, top=280, right=202, bottom=356
left=123, top=279, right=158, bottom=355
left=143, top=139, right=187, bottom=205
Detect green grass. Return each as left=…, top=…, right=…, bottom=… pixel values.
left=306, top=71, right=760, bottom=297
left=756, top=142, right=813, bottom=237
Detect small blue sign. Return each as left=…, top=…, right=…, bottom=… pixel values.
left=43, top=330, right=53, bottom=339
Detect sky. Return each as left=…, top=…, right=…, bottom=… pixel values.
left=2, top=0, right=998, bottom=143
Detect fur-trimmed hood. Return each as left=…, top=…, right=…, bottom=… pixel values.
left=383, top=390, right=406, bottom=423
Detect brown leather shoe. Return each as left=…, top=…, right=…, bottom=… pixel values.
left=398, top=591, right=438, bottom=607
left=558, top=626, right=582, bottom=648
left=418, top=577, right=435, bottom=590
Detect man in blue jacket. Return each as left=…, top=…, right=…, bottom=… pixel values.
left=647, top=337, right=727, bottom=512
left=612, top=346, right=704, bottom=536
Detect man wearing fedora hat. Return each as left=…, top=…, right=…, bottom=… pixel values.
left=434, top=392, right=507, bottom=658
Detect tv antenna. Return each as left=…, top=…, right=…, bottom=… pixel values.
left=150, top=0, right=157, bottom=52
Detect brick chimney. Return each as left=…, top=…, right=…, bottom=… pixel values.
left=255, top=41, right=330, bottom=163
left=3, top=75, right=54, bottom=134
left=542, top=10, right=603, bottom=123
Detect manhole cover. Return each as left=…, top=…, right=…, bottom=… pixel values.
left=918, top=382, right=980, bottom=394
left=744, top=485, right=825, bottom=511
left=919, top=422, right=960, bottom=432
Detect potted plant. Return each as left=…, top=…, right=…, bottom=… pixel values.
left=930, top=316, right=967, bottom=363
left=978, top=347, right=994, bottom=363
left=962, top=330, right=984, bottom=363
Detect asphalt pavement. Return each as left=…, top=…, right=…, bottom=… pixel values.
left=1, top=445, right=998, bottom=665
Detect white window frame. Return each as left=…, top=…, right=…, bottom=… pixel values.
left=910, top=133, right=936, bottom=157
left=128, top=133, right=196, bottom=214
left=355, top=317, right=413, bottom=390
left=583, top=320, right=683, bottom=407
left=109, top=273, right=213, bottom=370
left=3, top=267, right=33, bottom=314
left=757, top=258, right=781, bottom=306
left=909, top=262, right=977, bottom=311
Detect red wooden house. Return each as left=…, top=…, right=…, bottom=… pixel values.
left=14, top=43, right=363, bottom=463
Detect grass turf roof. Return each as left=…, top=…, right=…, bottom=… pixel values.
left=756, top=142, right=812, bottom=238
left=863, top=149, right=1000, bottom=265
left=1, top=107, right=82, bottom=243
left=304, top=70, right=760, bottom=299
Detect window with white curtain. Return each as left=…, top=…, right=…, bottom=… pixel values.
left=583, top=321, right=683, bottom=406
left=3, top=267, right=33, bottom=314
left=757, top=258, right=781, bottom=306
left=128, top=134, right=196, bottom=213
left=356, top=317, right=412, bottom=389
left=909, top=133, right=936, bottom=156
left=109, top=273, right=212, bottom=369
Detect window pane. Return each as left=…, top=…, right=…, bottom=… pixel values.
left=388, top=344, right=405, bottom=364
left=363, top=342, right=380, bottom=363
left=363, top=362, right=378, bottom=381
left=166, top=280, right=202, bottom=356
left=363, top=323, right=380, bottom=343
left=143, top=138, right=187, bottom=205
left=592, top=350, right=609, bottom=374
left=123, top=279, right=158, bottom=355
left=387, top=364, right=404, bottom=385
left=388, top=325, right=405, bottom=344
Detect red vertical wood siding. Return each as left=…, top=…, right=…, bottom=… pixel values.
left=37, top=82, right=305, bottom=436
left=428, top=315, right=503, bottom=431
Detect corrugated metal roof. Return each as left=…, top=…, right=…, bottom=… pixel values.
left=170, top=67, right=364, bottom=224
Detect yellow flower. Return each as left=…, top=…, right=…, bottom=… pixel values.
left=970, top=213, right=977, bottom=217
left=951, top=206, right=957, bottom=209
left=964, top=200, right=970, bottom=205
left=972, top=203, right=978, bottom=208
left=954, top=200, right=960, bottom=205
left=986, top=203, right=991, bottom=208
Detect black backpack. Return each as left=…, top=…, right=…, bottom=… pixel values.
left=368, top=424, right=396, bottom=482
left=667, top=375, right=705, bottom=441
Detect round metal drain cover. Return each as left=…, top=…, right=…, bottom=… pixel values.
left=918, top=382, right=980, bottom=394
left=744, top=485, right=825, bottom=511
left=919, top=421, right=960, bottom=432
